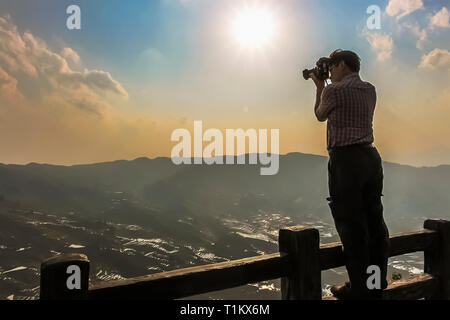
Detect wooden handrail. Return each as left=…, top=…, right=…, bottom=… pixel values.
left=88, top=252, right=290, bottom=300
left=39, top=219, right=450, bottom=300
left=323, top=273, right=438, bottom=300
left=319, top=229, right=438, bottom=270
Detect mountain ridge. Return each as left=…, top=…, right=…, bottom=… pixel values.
left=0, top=152, right=449, bottom=300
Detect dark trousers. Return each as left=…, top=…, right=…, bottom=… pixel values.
left=328, top=144, right=390, bottom=299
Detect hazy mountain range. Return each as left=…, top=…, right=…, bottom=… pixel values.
left=0, top=153, right=449, bottom=300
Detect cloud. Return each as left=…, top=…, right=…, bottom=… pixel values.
left=398, top=7, right=448, bottom=52
left=0, top=14, right=180, bottom=166
left=430, top=7, right=450, bottom=28
left=140, top=48, right=166, bottom=64
left=0, top=16, right=38, bottom=76
left=0, top=14, right=127, bottom=114
left=0, top=67, right=23, bottom=100
left=419, top=48, right=450, bottom=70
left=364, top=32, right=394, bottom=61
left=61, top=47, right=80, bottom=64
left=60, top=69, right=128, bottom=97
left=402, top=23, right=427, bottom=50
left=162, top=0, right=196, bottom=7
left=386, top=0, right=423, bottom=19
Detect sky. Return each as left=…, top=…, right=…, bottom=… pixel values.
left=0, top=0, right=449, bottom=167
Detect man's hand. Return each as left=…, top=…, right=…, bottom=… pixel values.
left=311, top=72, right=326, bottom=122
left=310, top=73, right=325, bottom=90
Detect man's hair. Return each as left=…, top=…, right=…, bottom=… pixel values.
left=329, top=49, right=361, bottom=73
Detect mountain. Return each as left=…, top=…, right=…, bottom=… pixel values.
left=0, top=153, right=449, bottom=299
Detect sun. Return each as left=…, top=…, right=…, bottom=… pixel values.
left=232, top=6, right=276, bottom=50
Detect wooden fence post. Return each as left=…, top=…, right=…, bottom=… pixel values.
left=279, top=226, right=321, bottom=300
left=424, top=219, right=450, bottom=300
left=40, top=253, right=90, bottom=300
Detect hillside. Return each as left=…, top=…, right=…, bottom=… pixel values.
left=0, top=153, right=449, bottom=299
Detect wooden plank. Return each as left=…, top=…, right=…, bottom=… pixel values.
left=323, top=274, right=436, bottom=300
left=319, top=242, right=345, bottom=270
left=389, top=229, right=438, bottom=257
left=382, top=273, right=437, bottom=300
left=88, top=252, right=289, bottom=300
left=319, top=229, right=438, bottom=270
left=279, top=226, right=321, bottom=300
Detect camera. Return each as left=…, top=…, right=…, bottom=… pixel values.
left=302, top=57, right=331, bottom=81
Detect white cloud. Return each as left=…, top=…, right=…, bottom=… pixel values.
left=402, top=23, right=427, bottom=50
left=162, top=0, right=196, bottom=6
left=430, top=7, right=450, bottom=28
left=59, top=69, right=128, bottom=97
left=0, top=16, right=38, bottom=76
left=397, top=7, right=449, bottom=52
left=386, top=0, right=423, bottom=19
left=0, top=67, right=23, bottom=100
left=61, top=47, right=80, bottom=65
left=419, top=48, right=450, bottom=70
left=0, top=14, right=127, bottom=114
left=140, top=48, right=166, bottom=63
left=365, top=32, right=394, bottom=61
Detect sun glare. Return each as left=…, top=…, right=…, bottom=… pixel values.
left=232, top=6, right=276, bottom=50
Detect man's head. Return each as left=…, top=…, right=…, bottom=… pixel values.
left=328, top=49, right=361, bottom=83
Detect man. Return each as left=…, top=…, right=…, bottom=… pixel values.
left=309, top=49, right=390, bottom=299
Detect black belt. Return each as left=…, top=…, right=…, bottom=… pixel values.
left=329, top=142, right=374, bottom=152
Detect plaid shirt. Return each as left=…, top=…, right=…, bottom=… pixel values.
left=315, top=72, right=377, bottom=151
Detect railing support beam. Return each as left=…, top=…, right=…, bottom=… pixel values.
left=279, top=226, right=321, bottom=300
left=424, top=219, right=450, bottom=299
left=40, top=253, right=90, bottom=300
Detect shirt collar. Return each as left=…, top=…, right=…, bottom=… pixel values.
left=341, top=72, right=359, bottom=82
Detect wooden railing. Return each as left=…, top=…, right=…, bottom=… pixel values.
left=39, top=219, right=450, bottom=300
